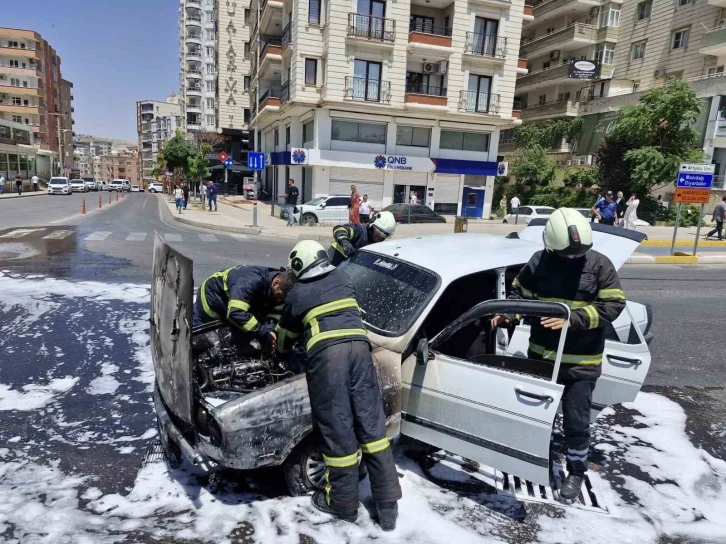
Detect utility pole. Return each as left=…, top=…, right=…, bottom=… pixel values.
left=254, top=0, right=261, bottom=200
left=49, top=113, right=64, bottom=176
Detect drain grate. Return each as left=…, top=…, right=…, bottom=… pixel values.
left=141, top=439, right=166, bottom=467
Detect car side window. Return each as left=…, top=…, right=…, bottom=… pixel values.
left=517, top=207, right=532, bottom=215
left=327, top=197, right=348, bottom=207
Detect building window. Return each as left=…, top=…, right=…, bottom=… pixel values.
left=285, top=126, right=291, bottom=146
left=305, top=58, right=318, bottom=85
left=244, top=42, right=250, bottom=58
left=206, top=98, right=215, bottom=108
left=207, top=29, right=215, bottom=40
left=12, top=115, right=21, bottom=123
left=599, top=5, right=620, bottom=28
left=244, top=108, right=251, bottom=123
left=636, top=1, right=651, bottom=21
left=679, top=0, right=692, bottom=5
left=439, top=130, right=490, bottom=152
left=12, top=97, right=21, bottom=105
left=331, top=120, right=387, bottom=144
left=708, top=66, right=725, bottom=76
left=244, top=9, right=250, bottom=25
left=9, top=60, right=18, bottom=68
left=631, top=41, right=647, bottom=60
left=396, top=126, right=430, bottom=147
left=206, top=64, right=215, bottom=74
left=206, top=12, right=214, bottom=22
left=303, top=120, right=314, bottom=143
left=206, top=46, right=215, bottom=57
left=206, top=115, right=215, bottom=125
left=274, top=128, right=279, bottom=146
left=244, top=76, right=251, bottom=90
left=632, top=81, right=640, bottom=92
left=595, top=43, right=615, bottom=65
left=538, top=94, right=546, bottom=105
left=309, top=0, right=321, bottom=24
left=672, top=29, right=689, bottom=50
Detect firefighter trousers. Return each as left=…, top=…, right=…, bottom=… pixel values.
left=561, top=376, right=597, bottom=475
left=306, top=339, right=402, bottom=515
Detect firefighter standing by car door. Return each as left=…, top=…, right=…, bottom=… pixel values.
left=276, top=240, right=402, bottom=530
left=328, top=211, right=397, bottom=266
left=193, top=265, right=297, bottom=351
left=492, top=208, right=626, bottom=502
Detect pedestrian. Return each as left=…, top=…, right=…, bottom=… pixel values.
left=328, top=211, right=397, bottom=266
left=591, top=193, right=603, bottom=222
left=624, top=193, right=640, bottom=230
left=15, top=175, right=23, bottom=196
left=31, top=174, right=39, bottom=192
left=280, top=179, right=299, bottom=227
left=276, top=240, right=402, bottom=530
left=349, top=185, right=361, bottom=223
left=491, top=208, right=626, bottom=503
left=615, top=191, right=625, bottom=227
left=409, top=191, right=418, bottom=205
left=0, top=174, right=5, bottom=195
left=591, top=190, right=618, bottom=226
left=174, top=184, right=184, bottom=214
left=208, top=181, right=218, bottom=211
left=510, top=194, right=521, bottom=212
left=359, top=194, right=373, bottom=223
left=182, top=183, right=189, bottom=210
left=499, top=195, right=508, bottom=216
left=200, top=180, right=207, bottom=209
left=706, top=195, right=726, bottom=241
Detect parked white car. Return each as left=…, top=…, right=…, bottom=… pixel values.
left=70, top=179, right=87, bottom=193
left=503, top=205, right=555, bottom=224
left=131, top=185, right=141, bottom=193
left=82, top=177, right=98, bottom=191
left=148, top=182, right=164, bottom=193
left=294, top=195, right=351, bottom=226
left=47, top=177, right=72, bottom=195
left=109, top=179, right=131, bottom=192
left=97, top=181, right=108, bottom=191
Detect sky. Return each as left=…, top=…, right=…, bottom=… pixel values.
left=4, top=1, right=180, bottom=142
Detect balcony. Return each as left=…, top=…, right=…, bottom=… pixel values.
left=523, top=3, right=534, bottom=23
left=186, top=33, right=203, bottom=46
left=709, top=0, right=726, bottom=7
left=517, top=58, right=528, bottom=75
left=347, top=14, right=395, bottom=47
left=458, top=91, right=500, bottom=114
left=408, top=21, right=452, bottom=49
left=0, top=45, right=41, bottom=60
left=186, top=49, right=202, bottom=61
left=469, top=0, right=512, bottom=8
left=186, top=14, right=202, bottom=28
left=186, top=102, right=202, bottom=113
left=520, top=23, right=597, bottom=60
left=516, top=63, right=570, bottom=90
left=258, top=88, right=283, bottom=111
left=0, top=84, right=41, bottom=97
left=0, top=63, right=42, bottom=79
left=531, top=0, right=601, bottom=22
left=259, top=0, right=284, bottom=36
left=281, top=23, right=292, bottom=48
left=186, top=68, right=203, bottom=79
left=186, top=0, right=202, bottom=9
left=261, top=37, right=283, bottom=66
left=521, top=99, right=580, bottom=121
left=186, top=85, right=202, bottom=96
left=404, top=83, right=448, bottom=107
left=345, top=76, right=391, bottom=103
left=463, top=34, right=507, bottom=66
left=0, top=103, right=40, bottom=114
left=700, top=25, right=726, bottom=57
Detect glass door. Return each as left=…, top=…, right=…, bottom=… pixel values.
left=474, top=17, right=499, bottom=56
left=357, top=0, right=385, bottom=38
left=468, top=74, right=492, bottom=112
left=354, top=59, right=382, bottom=101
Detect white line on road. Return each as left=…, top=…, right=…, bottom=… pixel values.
left=198, top=234, right=219, bottom=242
left=228, top=234, right=249, bottom=240
left=163, top=233, right=182, bottom=242
left=126, top=232, right=147, bottom=242
left=0, top=228, right=45, bottom=238
left=85, top=231, right=112, bottom=241
left=42, top=230, right=73, bottom=240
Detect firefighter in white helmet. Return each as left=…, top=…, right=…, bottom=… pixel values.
left=328, top=211, right=397, bottom=266
left=491, top=208, right=626, bottom=502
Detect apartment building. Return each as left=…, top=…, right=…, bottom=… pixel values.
left=100, top=150, right=140, bottom=185
left=136, top=96, right=183, bottom=184
left=0, top=27, right=73, bottom=174
left=60, top=79, right=75, bottom=169
left=249, top=0, right=524, bottom=217
left=180, top=0, right=218, bottom=133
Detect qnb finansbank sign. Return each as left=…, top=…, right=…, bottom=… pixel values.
left=270, top=149, right=502, bottom=176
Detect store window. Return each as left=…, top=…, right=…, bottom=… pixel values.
left=396, top=126, right=430, bottom=147
left=331, top=120, right=387, bottom=144
left=439, top=130, right=490, bottom=152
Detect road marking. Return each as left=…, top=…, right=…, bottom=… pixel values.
left=163, top=233, right=182, bottom=242
left=198, top=234, right=218, bottom=242
left=0, top=228, right=44, bottom=239
left=126, top=232, right=147, bottom=242
left=85, top=231, right=111, bottom=241
left=229, top=234, right=249, bottom=240
left=43, top=230, right=73, bottom=240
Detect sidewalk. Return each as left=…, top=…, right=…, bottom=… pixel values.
left=163, top=196, right=726, bottom=264
left=0, top=191, right=46, bottom=200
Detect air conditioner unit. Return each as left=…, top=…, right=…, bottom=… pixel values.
left=437, top=61, right=448, bottom=74
left=423, top=62, right=436, bottom=73
left=654, top=69, right=662, bottom=78
left=550, top=50, right=560, bottom=60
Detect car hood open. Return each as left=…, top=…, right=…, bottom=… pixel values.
left=150, top=233, right=194, bottom=424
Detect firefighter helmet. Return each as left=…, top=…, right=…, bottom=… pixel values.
left=370, top=211, right=397, bottom=240
left=543, top=207, right=593, bottom=258
left=288, top=240, right=335, bottom=279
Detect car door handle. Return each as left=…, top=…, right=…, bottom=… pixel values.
left=606, top=354, right=642, bottom=367
left=515, top=388, right=553, bottom=404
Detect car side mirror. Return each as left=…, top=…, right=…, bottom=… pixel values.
left=320, top=202, right=326, bottom=208
left=416, top=338, right=432, bottom=366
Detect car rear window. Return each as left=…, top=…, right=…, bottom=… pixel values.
left=340, top=251, right=439, bottom=337
left=535, top=208, right=554, bottom=215
left=49, top=178, right=66, bottom=184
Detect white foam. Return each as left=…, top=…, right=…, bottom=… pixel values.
left=0, top=377, right=79, bottom=411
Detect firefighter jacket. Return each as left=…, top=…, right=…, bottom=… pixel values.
left=509, top=249, right=625, bottom=377
left=198, top=265, right=282, bottom=340
left=329, top=223, right=371, bottom=265
left=276, top=267, right=368, bottom=358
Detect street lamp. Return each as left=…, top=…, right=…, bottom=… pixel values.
left=48, top=113, right=70, bottom=175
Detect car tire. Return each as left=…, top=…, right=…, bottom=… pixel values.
left=301, top=213, right=317, bottom=227
left=283, top=434, right=324, bottom=496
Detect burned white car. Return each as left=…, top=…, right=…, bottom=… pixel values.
left=151, top=223, right=652, bottom=494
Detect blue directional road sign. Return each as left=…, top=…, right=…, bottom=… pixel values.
left=223, top=157, right=234, bottom=169
left=248, top=152, right=266, bottom=171
left=676, top=163, right=714, bottom=189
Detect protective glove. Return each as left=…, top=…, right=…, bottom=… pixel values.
left=341, top=239, right=355, bottom=256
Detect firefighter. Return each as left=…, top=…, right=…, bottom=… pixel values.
left=328, top=211, right=397, bottom=266
left=193, top=266, right=296, bottom=351
left=276, top=240, right=402, bottom=530
left=491, top=208, right=626, bottom=502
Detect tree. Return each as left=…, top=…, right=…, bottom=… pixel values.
left=193, top=131, right=224, bottom=151
left=161, top=131, right=196, bottom=178
left=510, top=144, right=556, bottom=187
left=515, top=117, right=584, bottom=150
left=562, top=166, right=599, bottom=189
left=188, top=143, right=212, bottom=187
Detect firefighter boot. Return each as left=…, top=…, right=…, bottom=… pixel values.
left=375, top=501, right=399, bottom=531
left=311, top=490, right=358, bottom=523
left=560, top=474, right=584, bottom=503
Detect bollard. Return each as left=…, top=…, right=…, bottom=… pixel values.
left=253, top=202, right=258, bottom=227
left=121, top=191, right=124, bottom=199
left=116, top=192, right=119, bottom=202
left=99, top=194, right=102, bottom=209
left=109, top=193, right=112, bottom=205
left=82, top=197, right=86, bottom=215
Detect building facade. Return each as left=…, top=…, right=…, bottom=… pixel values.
left=250, top=0, right=525, bottom=217
left=100, top=150, right=140, bottom=185
left=136, top=96, right=183, bottom=184
left=180, top=0, right=218, bottom=134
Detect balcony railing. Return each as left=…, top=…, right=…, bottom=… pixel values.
left=186, top=49, right=202, bottom=58
left=458, top=91, right=500, bottom=114
left=405, top=83, right=447, bottom=96
left=464, top=33, right=507, bottom=58
left=258, top=88, right=283, bottom=105
left=261, top=37, right=283, bottom=57
left=281, top=81, right=290, bottom=103
left=347, top=13, right=395, bottom=42
left=408, top=21, right=452, bottom=37
left=345, top=76, right=391, bottom=103
left=187, top=33, right=203, bottom=41
left=281, top=23, right=292, bottom=47
left=186, top=86, right=202, bottom=94
left=187, top=15, right=202, bottom=22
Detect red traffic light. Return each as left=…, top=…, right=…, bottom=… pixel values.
left=218, top=152, right=229, bottom=162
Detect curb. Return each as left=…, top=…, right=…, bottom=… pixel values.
left=627, top=254, right=726, bottom=264
left=0, top=192, right=48, bottom=201
left=640, top=240, right=726, bottom=247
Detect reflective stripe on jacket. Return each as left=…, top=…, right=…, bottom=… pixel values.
left=329, top=223, right=370, bottom=264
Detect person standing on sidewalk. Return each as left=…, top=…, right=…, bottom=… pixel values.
left=200, top=181, right=207, bottom=209
left=174, top=184, right=184, bottom=214
left=280, top=179, right=299, bottom=227
left=182, top=183, right=190, bottom=210
left=359, top=195, right=373, bottom=224
left=32, top=174, right=39, bottom=192
left=591, top=190, right=618, bottom=226
left=208, top=181, right=218, bottom=211
left=15, top=175, right=23, bottom=196
left=349, top=185, right=361, bottom=224
left=706, top=195, right=726, bottom=241
left=0, top=174, right=5, bottom=195
left=615, top=191, right=625, bottom=227
left=624, top=194, right=640, bottom=230
left=510, top=195, right=521, bottom=212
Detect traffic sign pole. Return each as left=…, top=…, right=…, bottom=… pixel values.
left=670, top=204, right=682, bottom=257
left=693, top=203, right=705, bottom=256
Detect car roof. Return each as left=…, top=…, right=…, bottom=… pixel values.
left=362, top=234, right=541, bottom=283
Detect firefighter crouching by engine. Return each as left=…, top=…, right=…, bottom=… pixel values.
left=328, top=211, right=397, bottom=266
left=193, top=266, right=296, bottom=352
left=491, top=208, right=626, bottom=502
left=275, top=240, right=402, bottom=530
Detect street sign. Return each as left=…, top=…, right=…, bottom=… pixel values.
left=223, top=157, right=234, bottom=169
left=671, top=163, right=714, bottom=257
left=218, top=151, right=229, bottom=163
left=676, top=163, right=714, bottom=189
left=248, top=152, right=266, bottom=170
left=674, top=188, right=711, bottom=204
left=64, top=165, right=72, bottom=171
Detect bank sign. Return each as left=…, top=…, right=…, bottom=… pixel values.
left=374, top=155, right=415, bottom=170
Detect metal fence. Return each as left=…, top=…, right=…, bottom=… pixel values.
left=345, top=77, right=391, bottom=103
left=464, top=33, right=507, bottom=58
left=348, top=13, right=396, bottom=42
left=408, top=21, right=452, bottom=37
left=405, top=83, right=447, bottom=97
left=458, top=91, right=500, bottom=113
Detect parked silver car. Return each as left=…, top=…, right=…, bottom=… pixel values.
left=152, top=224, right=653, bottom=495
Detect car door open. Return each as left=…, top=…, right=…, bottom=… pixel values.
left=400, top=299, right=570, bottom=486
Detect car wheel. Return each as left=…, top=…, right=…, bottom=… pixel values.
left=301, top=213, right=317, bottom=227
left=283, top=435, right=325, bottom=496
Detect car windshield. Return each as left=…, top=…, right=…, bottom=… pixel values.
left=83, top=178, right=93, bottom=182
left=340, top=251, right=439, bottom=336
left=49, top=178, right=66, bottom=185
left=305, top=197, right=326, bottom=206
left=535, top=208, right=554, bottom=215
